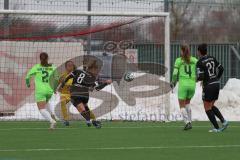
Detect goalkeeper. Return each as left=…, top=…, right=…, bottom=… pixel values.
left=171, top=44, right=198, bottom=130
left=58, top=60, right=75, bottom=126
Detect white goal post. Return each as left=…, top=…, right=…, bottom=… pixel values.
left=0, top=9, right=170, bottom=82
left=0, top=9, right=171, bottom=121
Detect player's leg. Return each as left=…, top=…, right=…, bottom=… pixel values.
left=209, top=83, right=229, bottom=130
left=185, top=86, right=196, bottom=126
left=60, top=94, right=70, bottom=126
left=178, top=99, right=188, bottom=124
left=45, top=103, right=57, bottom=121
left=83, top=105, right=96, bottom=120
left=204, top=83, right=227, bottom=132
left=78, top=103, right=92, bottom=127
left=179, top=99, right=192, bottom=130
left=71, top=95, right=101, bottom=129
left=202, top=86, right=220, bottom=132
left=184, top=99, right=192, bottom=130
left=90, top=110, right=96, bottom=120
left=212, top=101, right=229, bottom=131
left=37, top=101, right=57, bottom=129
left=178, top=84, right=191, bottom=130
left=36, top=93, right=57, bottom=129
left=202, top=85, right=219, bottom=132
left=71, top=96, right=92, bottom=126
left=79, top=96, right=92, bottom=127
left=212, top=103, right=224, bottom=123
left=44, top=94, right=57, bottom=121
left=204, top=101, right=221, bottom=132
left=84, top=105, right=101, bottom=128
left=185, top=99, right=192, bottom=123
left=46, top=92, right=58, bottom=121
left=202, top=85, right=220, bottom=132
left=76, top=102, right=91, bottom=122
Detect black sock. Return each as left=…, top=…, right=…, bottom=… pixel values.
left=206, top=110, right=219, bottom=129
left=212, top=106, right=225, bottom=123
left=81, top=110, right=91, bottom=121
left=84, top=105, right=90, bottom=112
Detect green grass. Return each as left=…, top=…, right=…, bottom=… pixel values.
left=0, top=121, right=239, bottom=160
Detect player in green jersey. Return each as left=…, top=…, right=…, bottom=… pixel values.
left=25, top=52, right=59, bottom=129
left=171, top=44, right=198, bottom=130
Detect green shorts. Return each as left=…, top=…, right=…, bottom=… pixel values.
left=35, top=91, right=53, bottom=102
left=178, top=84, right=196, bottom=100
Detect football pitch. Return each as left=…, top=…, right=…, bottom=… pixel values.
left=0, top=121, right=239, bottom=160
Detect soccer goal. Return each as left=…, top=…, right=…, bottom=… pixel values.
left=0, top=9, right=171, bottom=121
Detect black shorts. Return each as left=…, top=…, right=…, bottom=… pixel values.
left=70, top=95, right=89, bottom=107
left=202, top=82, right=220, bottom=102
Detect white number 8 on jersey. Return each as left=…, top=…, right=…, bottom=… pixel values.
left=77, top=73, right=86, bottom=84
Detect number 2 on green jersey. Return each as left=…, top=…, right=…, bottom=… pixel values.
left=42, top=70, right=49, bottom=83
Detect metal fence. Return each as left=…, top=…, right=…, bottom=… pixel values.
left=135, top=43, right=240, bottom=88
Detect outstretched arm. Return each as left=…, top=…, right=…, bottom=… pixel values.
left=94, top=79, right=112, bottom=91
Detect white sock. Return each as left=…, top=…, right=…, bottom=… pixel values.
left=180, top=107, right=188, bottom=124
left=39, top=109, right=56, bottom=123
left=185, top=104, right=192, bottom=123
left=46, top=103, right=54, bottom=115
left=46, top=103, right=57, bottom=121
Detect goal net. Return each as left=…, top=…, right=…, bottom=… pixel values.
left=0, top=10, right=171, bottom=121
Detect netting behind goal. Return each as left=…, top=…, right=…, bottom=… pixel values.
left=0, top=10, right=171, bottom=121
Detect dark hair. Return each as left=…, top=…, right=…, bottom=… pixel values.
left=181, top=43, right=190, bottom=64
left=65, top=60, right=76, bottom=70
left=198, top=43, right=207, bottom=55
left=39, top=52, right=48, bottom=66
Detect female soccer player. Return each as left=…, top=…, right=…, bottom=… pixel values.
left=171, top=44, right=198, bottom=130
left=196, top=43, right=228, bottom=132
left=58, top=60, right=98, bottom=126
left=58, top=60, right=75, bottom=126
left=25, top=52, right=59, bottom=129
left=60, top=60, right=112, bottom=128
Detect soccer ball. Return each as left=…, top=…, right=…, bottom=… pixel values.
left=124, top=72, right=134, bottom=82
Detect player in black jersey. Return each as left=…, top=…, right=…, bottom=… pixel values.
left=60, top=60, right=112, bottom=128
left=196, top=43, right=229, bottom=132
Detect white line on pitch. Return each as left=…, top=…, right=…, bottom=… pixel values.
left=0, top=125, right=239, bottom=131
left=1, top=145, right=240, bottom=152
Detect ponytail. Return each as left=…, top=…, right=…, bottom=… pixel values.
left=181, top=44, right=190, bottom=64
